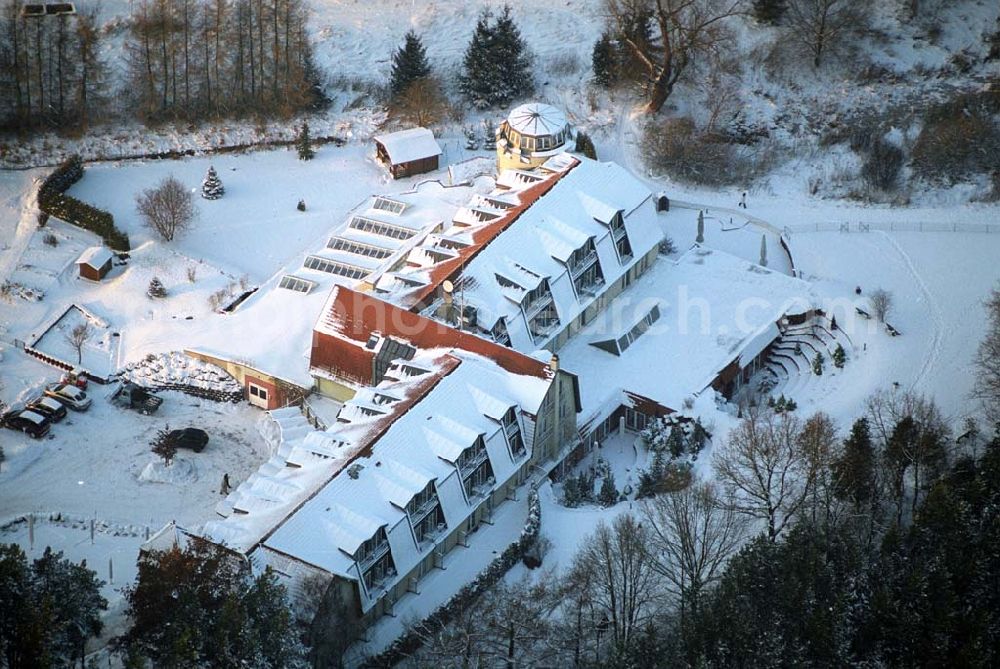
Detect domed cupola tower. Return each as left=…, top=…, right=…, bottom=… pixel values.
left=496, top=102, right=571, bottom=171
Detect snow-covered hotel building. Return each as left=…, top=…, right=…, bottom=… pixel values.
left=175, top=103, right=817, bottom=644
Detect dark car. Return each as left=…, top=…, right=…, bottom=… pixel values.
left=169, top=428, right=209, bottom=452
left=2, top=408, right=52, bottom=439
left=27, top=396, right=68, bottom=423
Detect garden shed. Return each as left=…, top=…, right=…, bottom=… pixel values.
left=374, top=127, right=442, bottom=179
left=75, top=246, right=114, bottom=281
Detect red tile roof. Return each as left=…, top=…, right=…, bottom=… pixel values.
left=311, top=286, right=552, bottom=384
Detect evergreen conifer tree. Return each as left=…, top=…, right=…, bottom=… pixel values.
left=574, top=131, right=597, bottom=159
left=599, top=473, right=619, bottom=506
left=833, top=343, right=846, bottom=368
left=833, top=418, right=876, bottom=507
left=667, top=424, right=686, bottom=459
left=390, top=31, right=431, bottom=97
left=592, top=32, right=618, bottom=87
left=296, top=122, right=315, bottom=161
left=813, top=352, right=825, bottom=376
left=460, top=6, right=534, bottom=108
left=201, top=166, right=224, bottom=200
left=146, top=277, right=167, bottom=299
left=752, top=0, right=787, bottom=25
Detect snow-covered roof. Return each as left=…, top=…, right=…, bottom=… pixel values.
left=378, top=154, right=663, bottom=351
left=559, top=246, right=816, bottom=426
left=181, top=181, right=473, bottom=388
left=75, top=246, right=113, bottom=269
left=374, top=127, right=443, bottom=165
left=505, top=103, right=568, bottom=137
left=203, top=346, right=551, bottom=612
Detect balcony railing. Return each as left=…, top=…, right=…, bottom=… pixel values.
left=569, top=249, right=599, bottom=280
left=612, top=225, right=627, bottom=242
left=408, top=495, right=440, bottom=526
left=357, top=540, right=390, bottom=573
left=523, top=292, right=554, bottom=321
left=504, top=419, right=520, bottom=440
left=458, top=447, right=489, bottom=478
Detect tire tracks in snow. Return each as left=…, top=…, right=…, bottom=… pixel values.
left=877, top=230, right=944, bottom=390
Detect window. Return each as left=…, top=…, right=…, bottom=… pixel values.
left=407, top=482, right=446, bottom=546
left=372, top=196, right=407, bottom=216
left=492, top=318, right=511, bottom=347
left=303, top=255, right=369, bottom=279
left=348, top=216, right=416, bottom=240
left=249, top=384, right=268, bottom=400
left=327, top=237, right=394, bottom=259
left=278, top=275, right=316, bottom=293
left=502, top=408, right=527, bottom=460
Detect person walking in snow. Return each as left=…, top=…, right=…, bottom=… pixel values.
left=739, top=192, right=747, bottom=209
left=220, top=473, right=231, bottom=495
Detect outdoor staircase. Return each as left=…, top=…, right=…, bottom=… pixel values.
left=757, top=316, right=854, bottom=399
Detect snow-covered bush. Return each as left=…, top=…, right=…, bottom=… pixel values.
left=146, top=277, right=167, bottom=299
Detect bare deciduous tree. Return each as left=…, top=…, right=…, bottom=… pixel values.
left=714, top=408, right=813, bottom=541
left=973, top=287, right=1000, bottom=425
left=570, top=513, right=659, bottom=649
left=869, top=288, right=893, bottom=322
left=797, top=411, right=839, bottom=525
left=136, top=175, right=196, bottom=242
left=390, top=77, right=448, bottom=128
left=605, top=0, right=743, bottom=114
left=64, top=322, right=92, bottom=364
left=641, top=481, right=745, bottom=624
left=784, top=0, right=867, bottom=68
left=478, top=576, right=561, bottom=669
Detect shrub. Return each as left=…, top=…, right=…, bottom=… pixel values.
left=42, top=233, right=58, bottom=247
left=644, top=116, right=774, bottom=187
left=862, top=138, right=904, bottom=191
left=575, top=131, right=597, bottom=160
left=911, top=92, right=1000, bottom=183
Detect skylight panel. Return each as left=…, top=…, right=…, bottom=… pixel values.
left=278, top=275, right=317, bottom=293
left=303, top=255, right=369, bottom=279
left=372, top=196, right=407, bottom=216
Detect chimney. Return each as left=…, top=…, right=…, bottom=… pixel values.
left=436, top=280, right=457, bottom=323
left=549, top=353, right=559, bottom=373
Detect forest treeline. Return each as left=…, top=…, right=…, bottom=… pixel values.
left=0, top=0, right=322, bottom=132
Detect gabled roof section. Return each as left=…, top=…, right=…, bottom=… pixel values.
left=76, top=246, right=113, bottom=269
left=374, top=127, right=443, bottom=165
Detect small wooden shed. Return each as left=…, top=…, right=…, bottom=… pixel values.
left=374, top=127, right=442, bottom=179
left=75, top=246, right=114, bottom=281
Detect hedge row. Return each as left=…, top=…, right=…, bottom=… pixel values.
left=38, top=155, right=131, bottom=251
left=361, top=488, right=542, bottom=668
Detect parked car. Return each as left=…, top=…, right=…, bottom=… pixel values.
left=112, top=382, right=163, bottom=415
left=168, top=428, right=209, bottom=452
left=2, top=408, right=52, bottom=439
left=26, top=396, right=68, bottom=423
left=43, top=383, right=92, bottom=411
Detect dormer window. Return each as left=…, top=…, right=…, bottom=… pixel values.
left=501, top=407, right=526, bottom=461
left=457, top=436, right=494, bottom=500
left=406, top=481, right=446, bottom=546
left=356, top=527, right=395, bottom=594
left=492, top=318, right=512, bottom=347
left=522, top=279, right=560, bottom=341
left=607, top=212, right=633, bottom=263
left=567, top=239, right=603, bottom=297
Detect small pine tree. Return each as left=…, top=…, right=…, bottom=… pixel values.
left=577, top=469, right=594, bottom=502
left=563, top=476, right=581, bottom=507
left=146, top=276, right=167, bottom=299
left=690, top=418, right=708, bottom=454
left=390, top=31, right=431, bottom=97
left=599, top=473, right=618, bottom=507
left=667, top=424, right=686, bottom=459
left=296, top=122, right=315, bottom=161
left=697, top=210, right=705, bottom=243
left=201, top=166, right=224, bottom=200
left=813, top=352, right=825, bottom=376
left=752, top=0, right=787, bottom=25
left=592, top=32, right=618, bottom=87
left=785, top=397, right=798, bottom=411
left=151, top=426, right=177, bottom=466
left=833, top=343, right=846, bottom=368
left=464, top=125, right=480, bottom=150
left=575, top=131, right=597, bottom=160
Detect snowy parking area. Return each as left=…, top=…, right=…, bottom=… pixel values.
left=0, top=388, right=269, bottom=536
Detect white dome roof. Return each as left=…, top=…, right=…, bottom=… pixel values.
left=506, top=103, right=568, bottom=137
